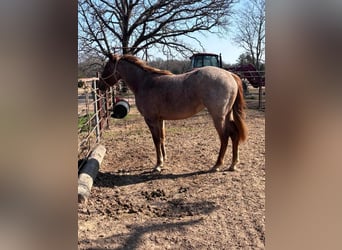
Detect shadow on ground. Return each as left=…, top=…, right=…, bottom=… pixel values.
left=81, top=199, right=217, bottom=250
left=94, top=169, right=213, bottom=188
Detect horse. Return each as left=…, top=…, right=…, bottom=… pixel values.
left=99, top=54, right=247, bottom=172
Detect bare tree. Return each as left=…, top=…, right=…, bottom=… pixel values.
left=233, top=0, right=265, bottom=70
left=78, top=0, right=238, bottom=59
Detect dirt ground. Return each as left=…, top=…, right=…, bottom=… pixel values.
left=78, top=96, right=265, bottom=249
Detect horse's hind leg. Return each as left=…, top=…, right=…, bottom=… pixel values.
left=228, top=122, right=240, bottom=171
left=144, top=118, right=164, bottom=172
left=211, top=116, right=229, bottom=172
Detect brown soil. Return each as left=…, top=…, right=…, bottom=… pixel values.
left=78, top=103, right=265, bottom=249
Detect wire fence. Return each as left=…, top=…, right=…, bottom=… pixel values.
left=77, top=78, right=114, bottom=169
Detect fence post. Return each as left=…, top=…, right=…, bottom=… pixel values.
left=104, top=88, right=110, bottom=129
left=92, top=80, right=101, bottom=143
left=258, top=85, right=262, bottom=109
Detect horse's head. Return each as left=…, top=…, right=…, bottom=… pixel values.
left=98, top=54, right=121, bottom=91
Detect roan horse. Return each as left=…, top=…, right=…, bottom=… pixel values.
left=99, top=54, right=247, bottom=172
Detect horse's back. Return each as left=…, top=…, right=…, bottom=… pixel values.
left=185, top=66, right=238, bottom=98
left=193, top=66, right=236, bottom=81
left=157, top=66, right=238, bottom=103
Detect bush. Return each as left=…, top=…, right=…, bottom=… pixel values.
left=78, top=113, right=95, bottom=132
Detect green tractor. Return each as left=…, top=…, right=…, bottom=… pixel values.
left=190, top=53, right=222, bottom=69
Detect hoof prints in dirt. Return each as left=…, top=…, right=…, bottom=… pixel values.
left=141, top=189, right=166, bottom=201
left=141, top=188, right=216, bottom=218
left=146, top=198, right=217, bottom=218
left=87, top=188, right=217, bottom=220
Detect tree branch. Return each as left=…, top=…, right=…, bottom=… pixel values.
left=79, top=0, right=237, bottom=58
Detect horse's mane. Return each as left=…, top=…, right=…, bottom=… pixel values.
left=116, top=54, right=173, bottom=75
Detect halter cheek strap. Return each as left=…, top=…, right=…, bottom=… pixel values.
left=100, top=57, right=121, bottom=88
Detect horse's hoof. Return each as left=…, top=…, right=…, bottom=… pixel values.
left=211, top=166, right=221, bottom=172
left=228, top=166, right=240, bottom=172
left=153, top=166, right=162, bottom=172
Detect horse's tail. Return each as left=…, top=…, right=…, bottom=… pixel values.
left=230, top=73, right=248, bottom=142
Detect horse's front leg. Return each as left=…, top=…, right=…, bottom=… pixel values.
left=160, top=120, right=166, bottom=161
left=144, top=118, right=164, bottom=172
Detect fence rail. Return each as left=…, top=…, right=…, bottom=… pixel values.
left=78, top=78, right=114, bottom=168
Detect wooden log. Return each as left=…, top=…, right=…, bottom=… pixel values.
left=78, top=144, right=106, bottom=204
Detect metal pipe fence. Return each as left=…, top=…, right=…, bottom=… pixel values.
left=78, top=78, right=114, bottom=169
left=236, top=70, right=265, bottom=110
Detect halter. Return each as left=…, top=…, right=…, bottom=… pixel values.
left=99, top=56, right=121, bottom=89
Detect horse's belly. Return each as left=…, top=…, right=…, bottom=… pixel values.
left=159, top=103, right=205, bottom=120
left=136, top=90, right=205, bottom=120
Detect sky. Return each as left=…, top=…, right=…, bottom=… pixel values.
left=145, top=1, right=246, bottom=65
left=190, top=0, right=247, bottom=64
left=146, top=32, right=244, bottom=65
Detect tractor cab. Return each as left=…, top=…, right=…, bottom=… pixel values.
left=190, top=53, right=222, bottom=69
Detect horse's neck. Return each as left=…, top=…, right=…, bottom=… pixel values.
left=118, top=61, right=147, bottom=93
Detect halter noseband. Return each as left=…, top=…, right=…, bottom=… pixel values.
left=100, top=56, right=121, bottom=89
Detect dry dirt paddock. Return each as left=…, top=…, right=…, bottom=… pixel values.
left=78, top=100, right=265, bottom=249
